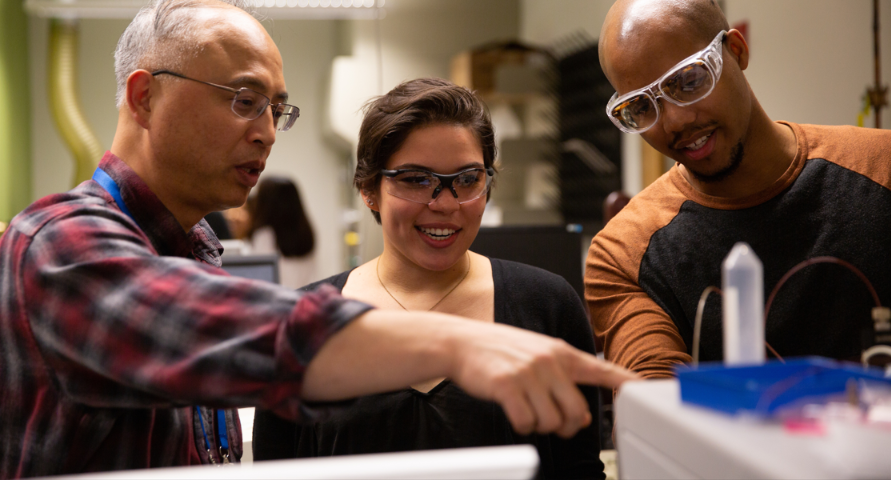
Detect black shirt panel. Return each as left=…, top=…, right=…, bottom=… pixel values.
left=638, top=158, right=891, bottom=363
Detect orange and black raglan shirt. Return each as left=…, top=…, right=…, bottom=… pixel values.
left=585, top=122, right=891, bottom=378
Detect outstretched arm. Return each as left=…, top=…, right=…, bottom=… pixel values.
left=586, top=232, right=691, bottom=379
left=302, top=309, right=638, bottom=438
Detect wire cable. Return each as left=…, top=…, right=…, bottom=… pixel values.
left=764, top=257, right=882, bottom=321
left=691, top=286, right=783, bottom=365
left=692, top=286, right=722, bottom=367
left=762, top=256, right=882, bottom=364
left=862, top=345, right=891, bottom=372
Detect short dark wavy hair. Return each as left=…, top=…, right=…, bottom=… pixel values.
left=354, top=77, right=497, bottom=224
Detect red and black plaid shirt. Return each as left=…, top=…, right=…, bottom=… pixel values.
left=0, top=152, right=371, bottom=478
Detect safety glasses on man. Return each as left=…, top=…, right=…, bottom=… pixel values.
left=152, top=70, right=301, bottom=132
left=605, top=30, right=727, bottom=134
left=381, top=167, right=495, bottom=205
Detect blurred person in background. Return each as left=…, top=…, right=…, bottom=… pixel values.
left=203, top=211, right=233, bottom=239
left=222, top=196, right=254, bottom=241
left=247, top=176, right=317, bottom=288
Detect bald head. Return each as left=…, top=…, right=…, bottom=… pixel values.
left=114, top=0, right=257, bottom=108
left=599, top=0, right=729, bottom=87
left=595, top=0, right=789, bottom=199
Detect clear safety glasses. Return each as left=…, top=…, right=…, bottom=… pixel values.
left=151, top=70, right=300, bottom=132
left=605, top=30, right=727, bottom=134
left=381, top=167, right=495, bottom=205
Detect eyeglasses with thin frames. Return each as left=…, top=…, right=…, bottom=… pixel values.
left=151, top=70, right=300, bottom=132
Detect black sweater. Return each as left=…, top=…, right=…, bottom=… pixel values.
left=253, top=258, right=604, bottom=479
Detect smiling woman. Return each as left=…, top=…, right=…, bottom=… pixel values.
left=251, top=78, right=607, bottom=479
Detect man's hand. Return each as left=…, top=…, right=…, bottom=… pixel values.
left=446, top=320, right=638, bottom=438
left=303, top=309, right=638, bottom=438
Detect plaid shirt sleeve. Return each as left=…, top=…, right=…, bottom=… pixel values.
left=21, top=200, right=372, bottom=419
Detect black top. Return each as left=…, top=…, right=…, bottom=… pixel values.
left=253, top=258, right=604, bottom=479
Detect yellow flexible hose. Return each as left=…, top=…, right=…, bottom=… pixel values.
left=48, top=19, right=103, bottom=187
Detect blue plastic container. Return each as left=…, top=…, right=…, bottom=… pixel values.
left=676, top=357, right=891, bottom=415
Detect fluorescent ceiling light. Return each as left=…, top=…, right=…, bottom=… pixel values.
left=251, top=0, right=384, bottom=19
left=24, top=0, right=384, bottom=19
left=251, top=0, right=382, bottom=7
left=25, top=0, right=147, bottom=19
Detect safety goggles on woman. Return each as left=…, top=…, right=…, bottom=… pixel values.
left=605, top=30, right=727, bottom=134
left=381, top=167, right=495, bottom=205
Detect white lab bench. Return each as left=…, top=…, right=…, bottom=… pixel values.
left=615, top=379, right=891, bottom=479
left=53, top=443, right=538, bottom=479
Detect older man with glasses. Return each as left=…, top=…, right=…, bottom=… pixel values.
left=0, top=0, right=637, bottom=477
left=586, top=0, right=891, bottom=382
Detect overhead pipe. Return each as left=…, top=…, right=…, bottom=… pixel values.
left=47, top=18, right=103, bottom=187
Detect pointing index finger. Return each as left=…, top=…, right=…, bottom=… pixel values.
left=570, top=351, right=640, bottom=389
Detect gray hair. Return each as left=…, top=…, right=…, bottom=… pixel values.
left=114, top=0, right=256, bottom=108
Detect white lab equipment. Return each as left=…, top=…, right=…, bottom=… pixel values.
left=722, top=242, right=765, bottom=365
left=615, top=379, right=891, bottom=479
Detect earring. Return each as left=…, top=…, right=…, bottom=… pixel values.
left=368, top=201, right=374, bottom=206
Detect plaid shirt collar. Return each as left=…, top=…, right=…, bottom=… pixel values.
left=98, top=152, right=224, bottom=265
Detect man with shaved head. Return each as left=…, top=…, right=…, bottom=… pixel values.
left=586, top=0, right=891, bottom=379
left=0, top=0, right=636, bottom=477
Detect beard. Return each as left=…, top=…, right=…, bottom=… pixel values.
left=688, top=141, right=744, bottom=184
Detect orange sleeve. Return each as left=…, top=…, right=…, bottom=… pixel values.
left=791, top=122, right=891, bottom=190
left=586, top=123, right=891, bottom=380
left=585, top=175, right=691, bottom=379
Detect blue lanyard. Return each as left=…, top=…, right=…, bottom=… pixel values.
left=216, top=409, right=230, bottom=452
left=195, top=406, right=231, bottom=465
left=95, top=168, right=231, bottom=464
left=91, top=168, right=136, bottom=223
left=94, top=169, right=230, bottom=462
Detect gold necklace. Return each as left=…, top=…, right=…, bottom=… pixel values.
left=376, top=253, right=471, bottom=311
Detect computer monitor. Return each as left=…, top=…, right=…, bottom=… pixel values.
left=221, top=254, right=280, bottom=285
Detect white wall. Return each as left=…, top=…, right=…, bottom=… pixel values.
left=520, top=0, right=612, bottom=46
left=359, top=0, right=519, bottom=90
left=723, top=0, right=891, bottom=128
